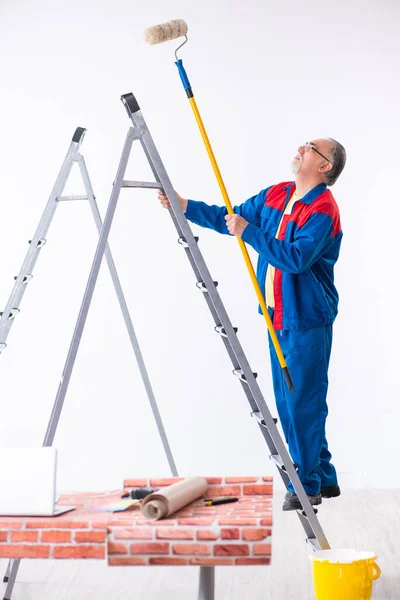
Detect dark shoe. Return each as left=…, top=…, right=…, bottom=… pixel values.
left=282, top=492, right=322, bottom=511
left=321, top=484, right=341, bottom=498
left=286, top=485, right=341, bottom=500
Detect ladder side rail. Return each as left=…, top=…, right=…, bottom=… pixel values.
left=0, top=140, right=81, bottom=345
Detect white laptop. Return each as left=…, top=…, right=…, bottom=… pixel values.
left=0, top=447, right=75, bottom=516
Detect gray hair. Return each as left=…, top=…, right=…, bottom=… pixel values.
left=325, top=139, right=346, bottom=186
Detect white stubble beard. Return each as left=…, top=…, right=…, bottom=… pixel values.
left=291, top=159, right=301, bottom=175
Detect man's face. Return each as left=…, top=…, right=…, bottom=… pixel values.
left=291, top=139, right=333, bottom=178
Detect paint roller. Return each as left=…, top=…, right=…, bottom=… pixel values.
left=144, top=20, right=295, bottom=393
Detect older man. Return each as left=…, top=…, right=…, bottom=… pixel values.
left=158, top=138, right=346, bottom=511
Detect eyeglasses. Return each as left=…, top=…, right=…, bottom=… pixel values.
left=303, top=142, right=332, bottom=164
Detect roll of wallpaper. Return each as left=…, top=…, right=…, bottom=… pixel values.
left=141, top=477, right=208, bottom=521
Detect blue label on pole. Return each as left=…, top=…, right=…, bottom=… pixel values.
left=175, top=59, right=192, bottom=91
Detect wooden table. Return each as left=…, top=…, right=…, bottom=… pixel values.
left=0, top=476, right=272, bottom=599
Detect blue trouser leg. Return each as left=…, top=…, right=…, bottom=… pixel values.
left=316, top=331, right=337, bottom=488
left=268, top=316, right=337, bottom=496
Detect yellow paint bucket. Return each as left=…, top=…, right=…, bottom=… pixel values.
left=310, top=550, right=381, bottom=600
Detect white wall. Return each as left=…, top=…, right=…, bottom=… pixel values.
left=0, top=0, right=399, bottom=492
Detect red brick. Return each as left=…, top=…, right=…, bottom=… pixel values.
left=214, top=544, right=249, bottom=556
left=242, top=528, right=271, bottom=541
left=123, top=479, right=148, bottom=487
left=156, top=528, right=195, bottom=540
left=57, top=499, right=85, bottom=507
left=262, top=476, right=273, bottom=482
left=26, top=520, right=88, bottom=529
left=190, top=558, right=234, bottom=565
left=221, top=528, right=240, bottom=540
left=130, top=542, right=169, bottom=555
left=192, top=508, right=217, bottom=515
left=54, top=546, right=105, bottom=559
left=236, top=558, right=271, bottom=565
left=137, top=518, right=176, bottom=526
left=243, top=485, right=272, bottom=495
left=108, top=542, right=128, bottom=554
left=254, top=543, right=272, bottom=555
left=0, top=520, right=22, bottom=528
left=0, top=545, right=50, bottom=558
left=197, top=530, right=219, bottom=541
left=225, top=477, right=259, bottom=483
left=58, top=493, right=102, bottom=505
left=238, top=498, right=259, bottom=503
left=109, top=518, right=138, bottom=527
left=219, top=519, right=257, bottom=526
left=205, top=486, right=241, bottom=497
left=0, top=532, right=8, bottom=542
left=92, top=520, right=111, bottom=529
left=260, top=517, right=273, bottom=526
left=149, top=557, right=189, bottom=565
left=205, top=477, right=223, bottom=484
left=173, top=543, right=211, bottom=556
left=109, top=557, right=147, bottom=566
left=178, top=518, right=215, bottom=526
left=75, top=531, right=106, bottom=543
left=226, top=511, right=256, bottom=517
left=114, top=528, right=153, bottom=540
left=149, top=478, right=184, bottom=486
left=42, top=531, right=72, bottom=543
left=11, top=531, right=39, bottom=542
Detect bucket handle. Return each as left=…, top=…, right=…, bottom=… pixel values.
left=369, top=561, right=381, bottom=580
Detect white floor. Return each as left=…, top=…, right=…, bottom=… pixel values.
left=1, top=490, right=398, bottom=599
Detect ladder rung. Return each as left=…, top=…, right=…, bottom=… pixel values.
left=270, top=454, right=286, bottom=471
left=14, top=274, right=33, bottom=284
left=300, top=508, right=318, bottom=517
left=121, top=180, right=162, bottom=189
left=0, top=308, right=20, bottom=320
left=28, top=239, right=46, bottom=248
left=306, top=537, right=320, bottom=552
left=178, top=236, right=199, bottom=249
left=233, top=369, right=257, bottom=382
left=196, top=281, right=218, bottom=293
left=270, top=453, right=298, bottom=472
left=251, top=411, right=278, bottom=426
left=56, top=195, right=89, bottom=202
left=215, top=325, right=238, bottom=337
left=0, top=342, right=7, bottom=352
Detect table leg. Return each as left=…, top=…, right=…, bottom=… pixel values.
left=198, top=566, right=215, bottom=600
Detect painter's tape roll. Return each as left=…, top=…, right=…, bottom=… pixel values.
left=141, top=477, right=208, bottom=521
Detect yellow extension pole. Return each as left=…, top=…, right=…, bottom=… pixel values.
left=186, top=96, right=295, bottom=393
